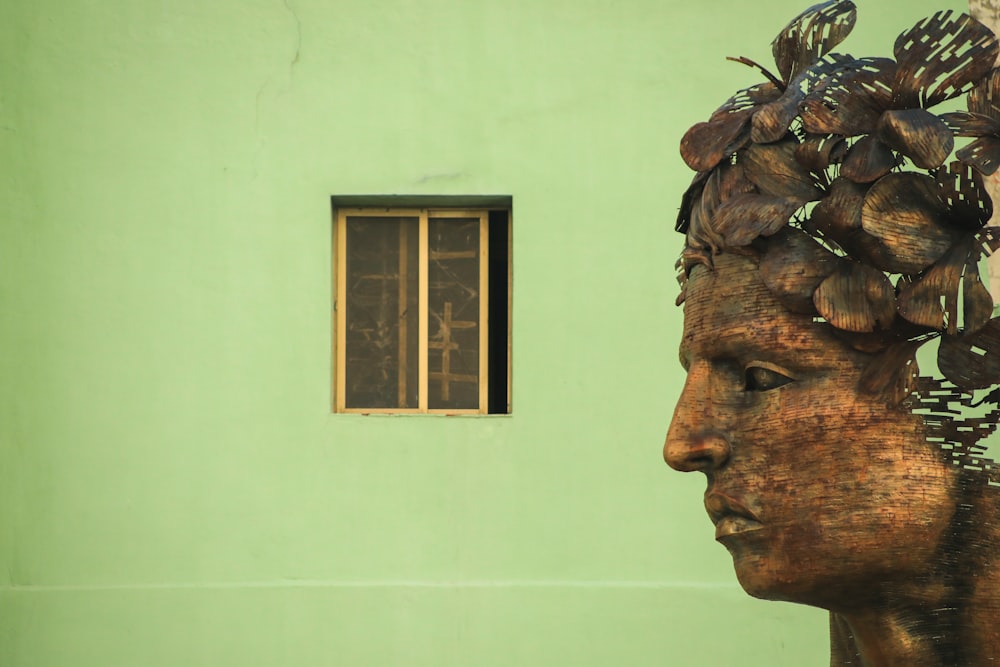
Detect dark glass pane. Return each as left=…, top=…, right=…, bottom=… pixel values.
left=344, top=216, right=419, bottom=409
left=428, top=218, right=481, bottom=410
left=487, top=210, right=510, bottom=414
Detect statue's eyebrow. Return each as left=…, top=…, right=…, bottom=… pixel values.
left=681, top=313, right=852, bottom=377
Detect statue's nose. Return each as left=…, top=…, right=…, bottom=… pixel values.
left=663, top=429, right=731, bottom=472
left=664, top=364, right=731, bottom=472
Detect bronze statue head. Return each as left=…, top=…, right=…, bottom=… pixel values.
left=665, top=2, right=1000, bottom=664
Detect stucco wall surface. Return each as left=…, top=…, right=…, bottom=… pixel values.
left=0, top=0, right=965, bottom=664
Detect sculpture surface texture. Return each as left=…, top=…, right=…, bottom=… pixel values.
left=665, top=2, right=1000, bottom=665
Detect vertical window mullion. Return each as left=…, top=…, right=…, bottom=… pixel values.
left=397, top=223, right=409, bottom=408
left=418, top=210, right=429, bottom=412
left=335, top=211, right=348, bottom=412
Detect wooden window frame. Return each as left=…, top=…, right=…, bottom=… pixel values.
left=333, top=206, right=509, bottom=415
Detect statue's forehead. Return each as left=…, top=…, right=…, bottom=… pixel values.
left=683, top=254, right=776, bottom=326
left=681, top=254, right=854, bottom=366
left=687, top=264, right=761, bottom=317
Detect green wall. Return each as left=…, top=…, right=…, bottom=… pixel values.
left=0, top=0, right=966, bottom=664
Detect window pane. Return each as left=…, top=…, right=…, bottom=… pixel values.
left=343, top=216, right=419, bottom=409
left=428, top=217, right=481, bottom=410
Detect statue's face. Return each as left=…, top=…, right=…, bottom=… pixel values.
left=664, top=252, right=959, bottom=611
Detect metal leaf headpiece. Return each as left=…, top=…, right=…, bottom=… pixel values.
left=676, top=1, right=1000, bottom=469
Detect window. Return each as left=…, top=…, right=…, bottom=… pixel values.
left=332, top=198, right=511, bottom=414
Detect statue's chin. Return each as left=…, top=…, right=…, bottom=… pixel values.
left=728, top=550, right=813, bottom=606
left=731, top=558, right=783, bottom=601
left=719, top=536, right=770, bottom=589
left=734, top=567, right=788, bottom=602
left=721, top=532, right=841, bottom=607
left=730, top=552, right=866, bottom=611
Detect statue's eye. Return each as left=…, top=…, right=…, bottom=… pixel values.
left=744, top=365, right=794, bottom=392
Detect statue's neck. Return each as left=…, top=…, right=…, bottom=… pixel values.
left=825, top=477, right=1000, bottom=667
left=829, top=568, right=1000, bottom=667
left=831, top=609, right=956, bottom=667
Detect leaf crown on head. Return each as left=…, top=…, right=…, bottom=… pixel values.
left=677, top=0, right=1000, bottom=398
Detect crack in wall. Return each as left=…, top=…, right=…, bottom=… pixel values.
left=253, top=0, right=304, bottom=146
left=282, top=0, right=302, bottom=68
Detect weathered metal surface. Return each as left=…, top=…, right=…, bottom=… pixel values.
left=812, top=261, right=896, bottom=332
left=875, top=108, right=954, bottom=169
left=933, top=160, right=993, bottom=228
left=667, top=2, right=1000, bottom=664
left=859, top=172, right=960, bottom=273
left=891, top=11, right=998, bottom=108
left=758, top=227, right=839, bottom=314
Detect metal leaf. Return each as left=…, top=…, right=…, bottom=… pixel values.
left=811, top=176, right=866, bottom=238
left=676, top=171, right=710, bottom=234
left=979, top=227, right=1000, bottom=257
left=938, top=319, right=1000, bottom=390
left=691, top=163, right=759, bottom=251
left=716, top=161, right=758, bottom=202
left=795, top=134, right=847, bottom=172
left=961, top=229, right=999, bottom=335
left=813, top=261, right=896, bottom=332
left=844, top=233, right=916, bottom=274
left=712, top=193, right=799, bottom=246
left=957, top=136, right=1000, bottom=176
left=875, top=108, right=954, bottom=169
left=940, top=111, right=1000, bottom=174
left=940, top=111, right=1000, bottom=137
left=771, top=0, right=857, bottom=84
left=752, top=94, right=803, bottom=144
left=840, top=135, right=898, bottom=183
left=752, top=53, right=857, bottom=144
left=830, top=313, right=930, bottom=353
left=858, top=340, right=922, bottom=402
left=700, top=161, right=757, bottom=219
left=963, top=263, right=994, bottom=335
left=932, top=161, right=993, bottom=229
left=799, top=93, right=881, bottom=137
left=831, top=328, right=901, bottom=354
left=798, top=58, right=895, bottom=136
left=833, top=314, right=928, bottom=354
left=742, top=140, right=824, bottom=203
left=860, top=172, right=960, bottom=274
left=896, top=238, right=970, bottom=332
left=712, top=82, right=784, bottom=117
left=679, top=108, right=754, bottom=172
left=892, top=11, right=999, bottom=108
left=809, top=177, right=917, bottom=271
left=967, top=67, right=1000, bottom=120
left=759, top=227, right=840, bottom=313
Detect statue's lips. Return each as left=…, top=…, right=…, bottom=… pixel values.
left=705, top=492, right=764, bottom=540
